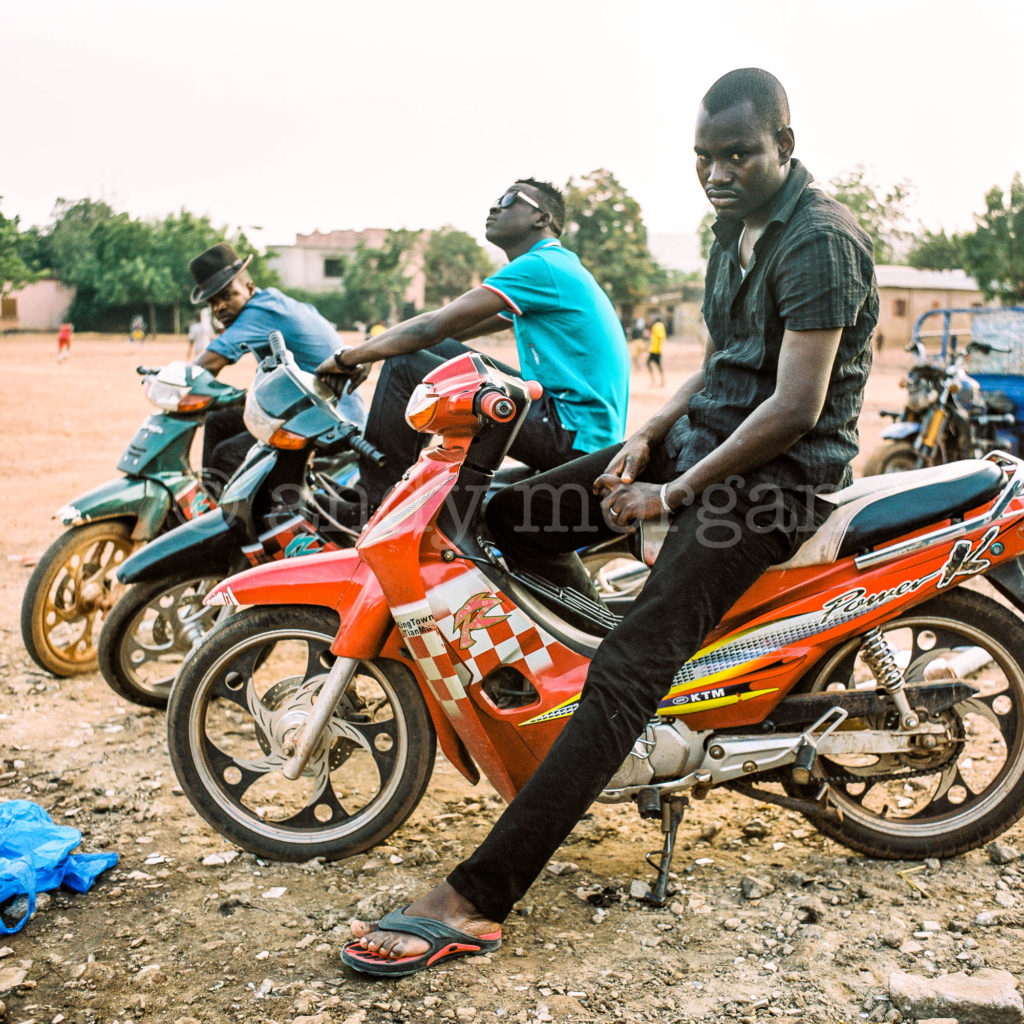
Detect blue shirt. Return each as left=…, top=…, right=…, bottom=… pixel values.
left=207, top=287, right=366, bottom=426
left=483, top=240, right=629, bottom=452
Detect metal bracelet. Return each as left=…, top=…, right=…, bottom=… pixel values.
left=659, top=482, right=674, bottom=515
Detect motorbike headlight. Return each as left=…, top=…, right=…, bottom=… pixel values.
left=144, top=377, right=190, bottom=411
left=243, top=388, right=286, bottom=444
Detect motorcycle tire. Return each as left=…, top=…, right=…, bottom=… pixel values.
left=20, top=520, right=136, bottom=677
left=97, top=573, right=222, bottom=708
left=862, top=441, right=920, bottom=475
left=167, top=606, right=436, bottom=862
left=790, top=588, right=1024, bottom=860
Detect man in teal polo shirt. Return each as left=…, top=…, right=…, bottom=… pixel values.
left=317, top=178, right=629, bottom=510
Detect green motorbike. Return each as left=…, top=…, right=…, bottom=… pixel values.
left=20, top=362, right=244, bottom=677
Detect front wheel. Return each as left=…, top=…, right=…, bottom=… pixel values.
left=97, top=573, right=223, bottom=708
left=791, top=589, right=1024, bottom=859
left=167, top=606, right=436, bottom=861
left=20, top=521, right=136, bottom=676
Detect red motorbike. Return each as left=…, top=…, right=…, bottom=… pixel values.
left=167, top=353, right=1024, bottom=904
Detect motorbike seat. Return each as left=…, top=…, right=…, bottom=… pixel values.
left=638, top=460, right=1005, bottom=569
left=778, top=459, right=1005, bottom=568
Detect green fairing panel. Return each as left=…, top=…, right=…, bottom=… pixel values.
left=56, top=477, right=173, bottom=540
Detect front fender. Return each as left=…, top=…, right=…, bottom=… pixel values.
left=57, top=477, right=173, bottom=540
left=881, top=421, right=920, bottom=441
left=117, top=508, right=240, bottom=584
left=206, top=548, right=392, bottom=659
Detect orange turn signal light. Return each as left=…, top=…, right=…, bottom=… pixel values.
left=176, top=393, right=213, bottom=412
left=268, top=427, right=307, bottom=450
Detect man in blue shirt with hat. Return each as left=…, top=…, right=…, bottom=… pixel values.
left=188, top=242, right=365, bottom=494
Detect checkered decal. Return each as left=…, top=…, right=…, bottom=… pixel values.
left=392, top=571, right=560, bottom=695
left=174, top=479, right=214, bottom=521
left=242, top=541, right=266, bottom=568
left=404, top=627, right=468, bottom=712
left=426, top=573, right=556, bottom=683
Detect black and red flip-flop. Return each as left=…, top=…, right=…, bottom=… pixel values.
left=341, top=906, right=502, bottom=978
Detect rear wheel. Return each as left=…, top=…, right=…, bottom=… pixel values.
left=863, top=441, right=920, bottom=475
left=791, top=589, right=1024, bottom=859
left=98, top=574, right=222, bottom=707
left=167, top=606, right=436, bottom=861
left=21, top=521, right=136, bottom=676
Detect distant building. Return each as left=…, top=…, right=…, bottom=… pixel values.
left=875, top=266, right=986, bottom=349
left=0, top=278, right=75, bottom=331
left=269, top=228, right=429, bottom=310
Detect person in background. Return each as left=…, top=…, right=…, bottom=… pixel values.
left=188, top=242, right=365, bottom=495
left=647, top=314, right=666, bottom=386
left=56, top=322, right=72, bottom=363
left=186, top=310, right=215, bottom=359
left=129, top=314, right=145, bottom=345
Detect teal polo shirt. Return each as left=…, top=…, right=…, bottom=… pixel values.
left=482, top=239, right=629, bottom=452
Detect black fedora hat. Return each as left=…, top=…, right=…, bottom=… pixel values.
left=190, top=242, right=254, bottom=304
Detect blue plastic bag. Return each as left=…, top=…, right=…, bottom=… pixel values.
left=0, top=800, right=118, bottom=933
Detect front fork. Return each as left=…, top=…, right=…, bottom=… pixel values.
left=915, top=405, right=947, bottom=465
left=280, top=657, right=360, bottom=779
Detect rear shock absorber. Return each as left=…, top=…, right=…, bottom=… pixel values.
left=860, top=627, right=920, bottom=729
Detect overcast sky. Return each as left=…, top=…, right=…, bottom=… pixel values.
left=3, top=0, right=1021, bottom=256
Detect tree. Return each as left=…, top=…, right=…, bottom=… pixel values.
left=422, top=227, right=493, bottom=307
left=334, top=229, right=420, bottom=327
left=960, top=172, right=1024, bottom=303
left=562, top=169, right=663, bottom=314
left=0, top=200, right=36, bottom=297
left=825, top=165, right=914, bottom=264
left=906, top=228, right=965, bottom=271
left=35, top=198, right=281, bottom=331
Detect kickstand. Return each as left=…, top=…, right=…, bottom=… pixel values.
left=643, top=795, right=688, bottom=907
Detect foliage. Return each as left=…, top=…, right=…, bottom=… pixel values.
left=562, top=168, right=663, bottom=312
left=32, top=199, right=280, bottom=331
left=332, top=229, right=421, bottom=327
left=0, top=200, right=38, bottom=297
left=960, top=173, right=1024, bottom=303
left=423, top=227, right=493, bottom=307
left=286, top=288, right=350, bottom=329
left=906, top=228, right=965, bottom=271
left=825, top=165, right=914, bottom=264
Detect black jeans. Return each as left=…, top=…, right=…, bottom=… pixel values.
left=201, top=408, right=255, bottom=498
left=446, top=444, right=804, bottom=922
left=358, top=338, right=586, bottom=508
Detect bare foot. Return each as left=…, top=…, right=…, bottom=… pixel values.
left=349, top=881, right=499, bottom=960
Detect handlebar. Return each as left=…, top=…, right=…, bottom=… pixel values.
left=479, top=392, right=517, bottom=422
left=348, top=432, right=386, bottom=468
left=268, top=330, right=287, bottom=360
left=322, top=422, right=386, bottom=468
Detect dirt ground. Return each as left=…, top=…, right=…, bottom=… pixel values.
left=1, top=332, right=1023, bottom=1024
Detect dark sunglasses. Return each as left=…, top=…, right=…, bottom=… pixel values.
left=495, top=189, right=543, bottom=212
